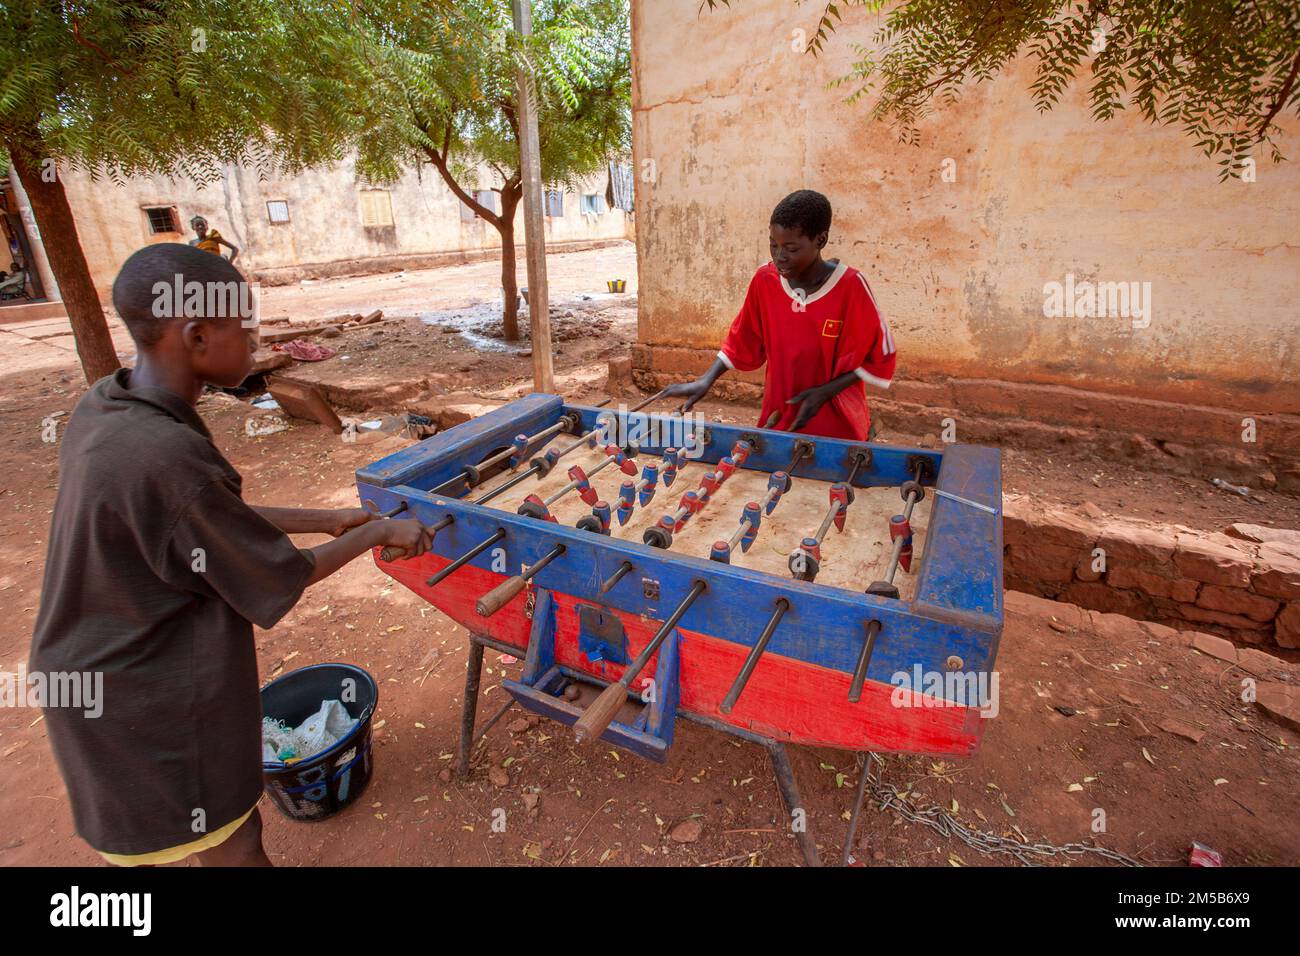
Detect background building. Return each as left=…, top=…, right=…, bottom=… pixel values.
left=3, top=153, right=633, bottom=306
left=629, top=0, right=1299, bottom=433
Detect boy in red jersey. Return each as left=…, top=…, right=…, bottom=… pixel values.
left=664, top=189, right=896, bottom=440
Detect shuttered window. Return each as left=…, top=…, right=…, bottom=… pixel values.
left=359, top=190, right=394, bottom=227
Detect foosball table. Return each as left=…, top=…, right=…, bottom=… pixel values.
left=356, top=392, right=1003, bottom=864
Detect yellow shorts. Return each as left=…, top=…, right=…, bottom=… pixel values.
left=98, top=805, right=257, bottom=867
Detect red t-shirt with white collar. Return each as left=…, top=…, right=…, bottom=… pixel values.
left=717, top=261, right=897, bottom=441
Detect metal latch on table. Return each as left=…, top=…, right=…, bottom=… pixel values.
left=577, top=603, right=628, bottom=668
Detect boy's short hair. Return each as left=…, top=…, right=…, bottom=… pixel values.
left=771, top=189, right=832, bottom=238
left=112, top=243, right=247, bottom=347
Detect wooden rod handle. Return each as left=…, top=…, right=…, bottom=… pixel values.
left=572, top=681, right=628, bottom=744
left=476, top=574, right=528, bottom=617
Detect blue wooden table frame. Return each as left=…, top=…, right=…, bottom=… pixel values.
left=357, top=393, right=1003, bottom=701
left=357, top=393, right=1004, bottom=866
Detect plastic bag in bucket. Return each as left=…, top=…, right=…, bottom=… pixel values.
left=260, top=663, right=378, bottom=822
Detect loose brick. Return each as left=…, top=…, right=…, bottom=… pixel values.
left=1108, top=565, right=1199, bottom=603
left=1275, top=603, right=1300, bottom=650
left=1059, top=580, right=1150, bottom=617
left=1224, top=523, right=1300, bottom=547
left=1235, top=646, right=1288, bottom=678
left=1138, top=619, right=1188, bottom=645
left=1097, top=522, right=1176, bottom=564
left=1156, top=717, right=1205, bottom=744
left=1004, top=590, right=1086, bottom=631
left=1252, top=543, right=1300, bottom=601
left=1195, top=584, right=1279, bottom=623
left=1173, top=534, right=1253, bottom=587
left=1175, top=603, right=1272, bottom=631
left=1084, top=609, right=1146, bottom=642
left=1255, top=682, right=1300, bottom=734
left=1189, top=631, right=1238, bottom=663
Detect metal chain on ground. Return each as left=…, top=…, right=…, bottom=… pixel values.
left=854, top=753, right=1142, bottom=867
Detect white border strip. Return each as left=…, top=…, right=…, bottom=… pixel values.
left=854, top=367, right=893, bottom=389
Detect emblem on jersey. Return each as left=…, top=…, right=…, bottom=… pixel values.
left=821, top=318, right=843, bottom=338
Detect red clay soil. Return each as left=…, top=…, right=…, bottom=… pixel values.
left=2, top=367, right=1297, bottom=867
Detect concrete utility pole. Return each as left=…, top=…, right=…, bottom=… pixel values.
left=511, top=0, right=554, bottom=394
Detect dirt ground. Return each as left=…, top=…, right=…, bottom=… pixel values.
left=1, top=246, right=1297, bottom=868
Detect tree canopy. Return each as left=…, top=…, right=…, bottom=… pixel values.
left=348, top=0, right=630, bottom=194
left=0, top=0, right=376, bottom=181
left=346, top=0, right=632, bottom=337
left=0, top=0, right=630, bottom=372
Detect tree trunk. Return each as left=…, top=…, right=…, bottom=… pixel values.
left=498, top=190, right=521, bottom=342
left=9, top=143, right=120, bottom=383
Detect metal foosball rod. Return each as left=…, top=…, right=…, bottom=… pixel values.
left=430, top=450, right=676, bottom=592
left=718, top=598, right=790, bottom=714
left=467, top=393, right=674, bottom=506
left=522, top=452, right=632, bottom=537
left=598, top=560, right=634, bottom=595
left=476, top=452, right=686, bottom=612
left=418, top=391, right=720, bottom=574
left=549, top=388, right=670, bottom=462
left=476, top=544, right=566, bottom=617
left=598, top=447, right=683, bottom=529
left=847, top=461, right=927, bottom=703
left=425, top=528, right=506, bottom=588
left=414, top=455, right=575, bottom=578
left=572, top=580, right=708, bottom=744
left=434, top=436, right=682, bottom=598
left=431, top=389, right=668, bottom=500
left=383, top=434, right=634, bottom=562
left=427, top=399, right=613, bottom=498
left=713, top=449, right=869, bottom=705
left=642, top=439, right=756, bottom=549
left=366, top=501, right=412, bottom=562
left=787, top=448, right=871, bottom=581
left=709, top=437, right=819, bottom=564
left=708, top=474, right=786, bottom=564
left=517, top=444, right=639, bottom=523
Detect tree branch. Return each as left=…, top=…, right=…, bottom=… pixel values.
left=68, top=12, right=137, bottom=78
left=1257, top=48, right=1300, bottom=144
left=415, top=116, right=501, bottom=227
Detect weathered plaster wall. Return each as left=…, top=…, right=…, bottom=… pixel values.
left=58, top=155, right=628, bottom=293
left=631, top=0, right=1300, bottom=418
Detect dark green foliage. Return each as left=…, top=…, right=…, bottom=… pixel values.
left=346, top=0, right=630, bottom=209
left=0, top=1, right=376, bottom=179
left=0, top=0, right=629, bottom=195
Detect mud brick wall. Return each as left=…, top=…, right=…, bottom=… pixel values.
left=628, top=346, right=1300, bottom=493
left=1002, top=496, right=1300, bottom=649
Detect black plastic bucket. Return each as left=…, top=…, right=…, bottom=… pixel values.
left=259, top=663, right=378, bottom=822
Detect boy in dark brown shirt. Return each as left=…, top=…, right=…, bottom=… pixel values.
left=29, top=243, right=431, bottom=866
